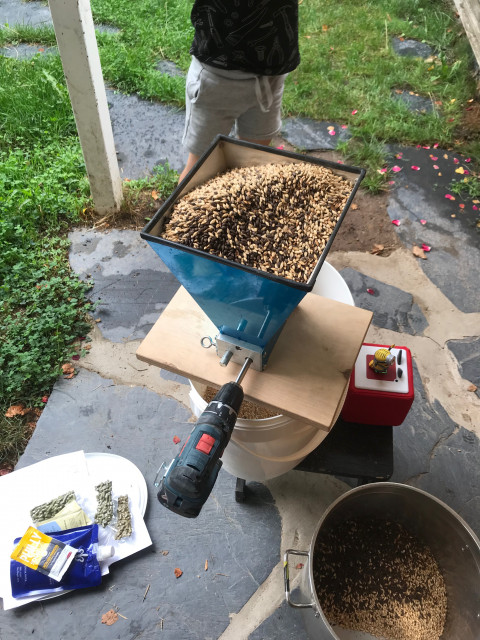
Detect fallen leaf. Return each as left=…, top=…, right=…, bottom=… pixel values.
left=412, top=245, right=427, bottom=259
left=322, top=24, right=329, bottom=31
left=327, top=125, right=335, bottom=131
left=62, top=363, right=75, bottom=375
left=443, top=154, right=448, bottom=159
left=451, top=214, right=456, bottom=218
left=173, top=436, right=181, bottom=444
left=101, top=609, right=119, bottom=626
left=421, top=243, right=431, bottom=252
left=38, top=47, right=44, bottom=53
left=351, top=203, right=358, bottom=210
left=151, top=190, right=159, bottom=200
left=205, top=560, right=208, bottom=571
left=84, top=344, right=92, bottom=350
left=455, top=167, right=465, bottom=174
left=5, top=405, right=27, bottom=418
left=295, top=563, right=304, bottom=569
left=65, top=373, right=75, bottom=380
left=162, top=550, right=169, bottom=556
left=370, top=244, right=384, bottom=255
left=467, top=384, right=477, bottom=392
left=72, top=354, right=80, bottom=361
left=174, top=568, right=183, bottom=578
left=95, top=318, right=102, bottom=323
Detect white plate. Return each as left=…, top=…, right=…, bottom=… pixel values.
left=85, top=452, right=148, bottom=516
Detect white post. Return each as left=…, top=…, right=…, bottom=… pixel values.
left=48, top=0, right=122, bottom=214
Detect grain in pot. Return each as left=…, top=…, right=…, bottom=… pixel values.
left=313, top=517, right=447, bottom=640
left=162, top=163, right=351, bottom=283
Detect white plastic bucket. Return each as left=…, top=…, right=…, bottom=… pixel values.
left=189, top=262, right=354, bottom=481
left=189, top=379, right=329, bottom=481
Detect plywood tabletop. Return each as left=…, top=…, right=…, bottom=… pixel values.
left=136, top=287, right=372, bottom=431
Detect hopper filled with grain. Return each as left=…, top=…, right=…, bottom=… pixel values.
left=141, top=136, right=365, bottom=367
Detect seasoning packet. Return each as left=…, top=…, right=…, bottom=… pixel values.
left=10, top=526, right=77, bottom=582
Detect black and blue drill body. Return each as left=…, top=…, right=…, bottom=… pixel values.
left=157, top=381, right=244, bottom=518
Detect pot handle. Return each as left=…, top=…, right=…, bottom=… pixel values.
left=283, top=549, right=315, bottom=609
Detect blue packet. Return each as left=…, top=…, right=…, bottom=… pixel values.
left=10, top=524, right=110, bottom=598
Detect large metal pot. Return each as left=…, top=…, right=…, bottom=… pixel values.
left=284, top=483, right=480, bottom=639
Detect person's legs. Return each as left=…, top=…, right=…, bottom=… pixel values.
left=178, top=153, right=199, bottom=183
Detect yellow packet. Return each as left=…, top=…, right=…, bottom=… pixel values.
left=11, top=526, right=77, bottom=582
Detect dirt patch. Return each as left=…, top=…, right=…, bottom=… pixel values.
left=330, top=188, right=401, bottom=255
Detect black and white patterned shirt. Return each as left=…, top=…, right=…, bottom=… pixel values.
left=190, top=0, right=300, bottom=76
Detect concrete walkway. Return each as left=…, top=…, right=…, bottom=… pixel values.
left=2, top=3, right=480, bottom=638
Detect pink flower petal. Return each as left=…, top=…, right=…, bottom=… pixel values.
left=433, top=143, right=439, bottom=148
left=392, top=219, right=401, bottom=226
left=453, top=158, right=459, bottom=164
left=433, top=165, right=439, bottom=170
left=366, top=288, right=375, bottom=295
left=465, top=158, right=471, bottom=163
left=464, top=170, right=470, bottom=175
left=392, top=165, right=402, bottom=173
left=351, top=109, right=358, bottom=115
left=416, top=144, right=421, bottom=148
left=379, top=167, right=387, bottom=173
left=328, top=130, right=336, bottom=136
left=395, top=152, right=403, bottom=159
left=420, top=219, right=427, bottom=225
left=422, top=145, right=430, bottom=149
left=276, top=145, right=284, bottom=150
left=421, top=244, right=431, bottom=252
left=445, top=194, right=455, bottom=200
left=173, top=436, right=181, bottom=444
left=429, top=155, right=438, bottom=161
left=72, top=354, right=80, bottom=360
left=411, top=165, right=420, bottom=171
left=388, top=180, right=395, bottom=185
left=473, top=205, right=478, bottom=211
left=341, top=124, right=348, bottom=129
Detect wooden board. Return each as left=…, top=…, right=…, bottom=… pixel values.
left=136, top=287, right=372, bottom=431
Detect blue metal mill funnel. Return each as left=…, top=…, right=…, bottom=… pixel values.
left=141, top=137, right=365, bottom=369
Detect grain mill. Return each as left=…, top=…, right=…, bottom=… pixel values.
left=137, top=136, right=373, bottom=517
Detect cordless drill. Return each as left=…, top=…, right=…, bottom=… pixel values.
left=157, top=358, right=252, bottom=518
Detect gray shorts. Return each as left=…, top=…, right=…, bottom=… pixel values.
left=182, top=56, right=287, bottom=157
